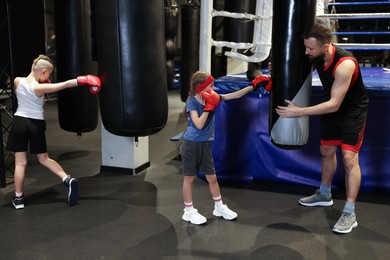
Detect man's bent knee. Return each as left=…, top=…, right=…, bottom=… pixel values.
left=320, top=145, right=337, bottom=157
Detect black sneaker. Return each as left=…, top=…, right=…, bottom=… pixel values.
left=64, top=177, right=79, bottom=206
left=12, top=194, right=25, bottom=209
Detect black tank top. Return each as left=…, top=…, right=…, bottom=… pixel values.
left=315, top=45, right=368, bottom=114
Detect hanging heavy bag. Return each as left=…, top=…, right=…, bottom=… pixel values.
left=94, top=0, right=168, bottom=137
left=55, top=0, right=98, bottom=135
left=269, top=0, right=316, bottom=149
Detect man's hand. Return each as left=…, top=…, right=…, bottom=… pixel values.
left=275, top=100, right=303, bottom=118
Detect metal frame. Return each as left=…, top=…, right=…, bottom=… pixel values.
left=0, top=0, right=15, bottom=188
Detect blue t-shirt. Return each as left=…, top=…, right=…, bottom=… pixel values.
left=183, top=96, right=215, bottom=142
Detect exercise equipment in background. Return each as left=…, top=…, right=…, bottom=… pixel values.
left=165, top=1, right=179, bottom=89
left=94, top=0, right=168, bottom=137
left=180, top=2, right=200, bottom=102
left=54, top=0, right=98, bottom=136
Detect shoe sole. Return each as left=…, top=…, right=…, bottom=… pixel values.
left=68, top=178, right=79, bottom=206
left=12, top=202, right=24, bottom=209
left=332, top=221, right=358, bottom=234
left=299, top=200, right=334, bottom=207
left=213, top=210, right=238, bottom=220
left=182, top=214, right=207, bottom=225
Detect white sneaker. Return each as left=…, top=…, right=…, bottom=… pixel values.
left=213, top=204, right=238, bottom=220
left=182, top=208, right=207, bottom=225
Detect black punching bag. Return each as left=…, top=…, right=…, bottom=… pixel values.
left=224, top=0, right=255, bottom=43
left=95, top=0, right=168, bottom=137
left=55, top=0, right=98, bottom=135
left=180, top=3, right=200, bottom=102
left=269, top=0, right=316, bottom=149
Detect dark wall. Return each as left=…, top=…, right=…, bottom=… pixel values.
left=0, top=0, right=10, bottom=82
left=8, top=0, right=46, bottom=77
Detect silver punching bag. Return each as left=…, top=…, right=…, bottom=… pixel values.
left=269, top=0, right=317, bottom=149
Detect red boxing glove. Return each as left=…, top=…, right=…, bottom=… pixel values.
left=40, top=79, right=51, bottom=84
left=264, top=80, right=272, bottom=92
left=251, top=75, right=272, bottom=92
left=77, top=75, right=102, bottom=94
left=201, top=89, right=221, bottom=112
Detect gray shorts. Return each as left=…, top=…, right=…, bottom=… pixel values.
left=181, top=140, right=215, bottom=176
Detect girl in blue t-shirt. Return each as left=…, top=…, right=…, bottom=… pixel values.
left=181, top=70, right=263, bottom=225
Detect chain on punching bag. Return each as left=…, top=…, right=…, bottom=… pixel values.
left=55, top=0, right=98, bottom=136
left=95, top=0, right=168, bottom=137
left=269, top=0, right=316, bottom=149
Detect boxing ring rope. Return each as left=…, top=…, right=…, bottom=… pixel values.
left=211, top=10, right=258, bottom=21
left=333, top=32, right=390, bottom=35
left=199, top=0, right=390, bottom=72
left=322, top=5, right=390, bottom=51
left=336, top=43, right=390, bottom=50
left=316, top=13, right=390, bottom=20
left=328, top=1, right=390, bottom=6
left=199, top=0, right=273, bottom=71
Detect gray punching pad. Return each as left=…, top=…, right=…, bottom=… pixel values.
left=95, top=0, right=168, bottom=137
left=55, top=0, right=99, bottom=135
left=269, top=0, right=316, bottom=149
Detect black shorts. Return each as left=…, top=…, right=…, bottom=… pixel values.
left=181, top=140, right=215, bottom=176
left=320, top=109, right=367, bottom=152
left=7, top=116, right=47, bottom=154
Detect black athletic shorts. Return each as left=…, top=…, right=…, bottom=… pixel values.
left=6, top=116, right=47, bottom=154
left=181, top=140, right=215, bottom=176
left=320, top=109, right=367, bottom=152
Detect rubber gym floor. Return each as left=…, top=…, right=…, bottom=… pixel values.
left=1, top=89, right=389, bottom=260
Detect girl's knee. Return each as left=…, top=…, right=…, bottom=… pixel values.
left=183, top=175, right=195, bottom=184
left=36, top=153, right=50, bottom=165
left=15, top=152, right=28, bottom=167
left=206, top=174, right=217, bottom=183
left=15, top=160, right=27, bottom=168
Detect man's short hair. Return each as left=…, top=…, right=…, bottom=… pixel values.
left=303, top=23, right=332, bottom=46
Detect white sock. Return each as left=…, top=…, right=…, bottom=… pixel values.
left=62, top=176, right=69, bottom=182
left=184, top=201, right=194, bottom=211
left=213, top=195, right=223, bottom=208
left=15, top=191, right=23, bottom=197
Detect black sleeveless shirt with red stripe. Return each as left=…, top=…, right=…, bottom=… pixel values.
left=315, top=45, right=368, bottom=115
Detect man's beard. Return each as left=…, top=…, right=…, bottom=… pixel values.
left=308, top=53, right=325, bottom=66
